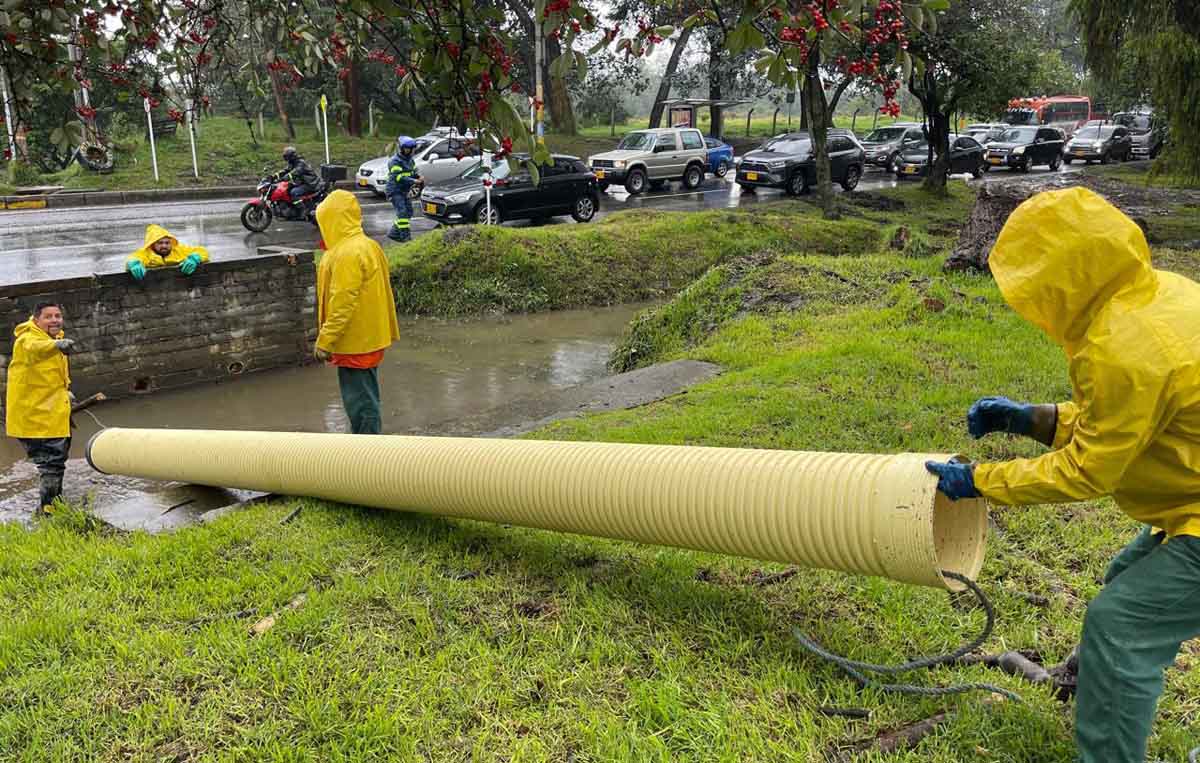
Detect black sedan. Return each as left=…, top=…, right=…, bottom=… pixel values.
left=1062, top=124, right=1134, bottom=164
left=983, top=126, right=1065, bottom=172
left=894, top=134, right=986, bottom=179
left=419, top=154, right=599, bottom=226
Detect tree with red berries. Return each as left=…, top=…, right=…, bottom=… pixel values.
left=713, top=0, right=922, bottom=218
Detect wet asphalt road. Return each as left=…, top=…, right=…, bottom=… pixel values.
left=0, top=164, right=1077, bottom=286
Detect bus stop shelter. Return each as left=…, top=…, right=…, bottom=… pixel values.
left=657, top=98, right=752, bottom=138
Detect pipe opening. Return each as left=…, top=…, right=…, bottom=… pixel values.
left=227, top=361, right=245, bottom=375
left=931, top=491, right=988, bottom=591
left=132, top=377, right=152, bottom=393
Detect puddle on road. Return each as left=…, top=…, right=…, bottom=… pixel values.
left=0, top=303, right=650, bottom=528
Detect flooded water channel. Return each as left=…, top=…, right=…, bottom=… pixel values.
left=0, top=303, right=650, bottom=527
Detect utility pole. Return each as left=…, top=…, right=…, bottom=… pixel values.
left=0, top=64, right=16, bottom=160
left=534, top=6, right=545, bottom=147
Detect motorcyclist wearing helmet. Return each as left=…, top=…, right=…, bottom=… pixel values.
left=385, top=136, right=422, bottom=242
left=279, top=146, right=320, bottom=205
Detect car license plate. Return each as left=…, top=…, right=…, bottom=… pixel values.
left=904, top=166, right=918, bottom=174
left=988, top=157, right=1002, bottom=165
left=423, top=202, right=437, bottom=214
left=1074, top=150, right=1086, bottom=156
left=745, top=171, right=759, bottom=181
left=357, top=178, right=369, bottom=187
left=594, top=169, right=605, bottom=179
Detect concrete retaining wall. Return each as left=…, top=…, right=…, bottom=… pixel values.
left=0, top=252, right=317, bottom=403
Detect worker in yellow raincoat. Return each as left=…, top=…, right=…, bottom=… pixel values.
left=313, top=189, right=400, bottom=434
left=125, top=224, right=209, bottom=281
left=5, top=302, right=76, bottom=513
left=926, top=188, right=1200, bottom=763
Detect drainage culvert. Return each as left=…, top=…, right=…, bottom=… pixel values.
left=87, top=429, right=987, bottom=590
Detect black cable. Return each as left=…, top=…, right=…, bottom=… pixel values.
left=792, top=571, right=1023, bottom=701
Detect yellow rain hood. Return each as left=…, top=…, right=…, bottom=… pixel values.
left=87, top=429, right=988, bottom=590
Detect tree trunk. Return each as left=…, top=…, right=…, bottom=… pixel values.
left=267, top=65, right=295, bottom=140
left=545, top=37, right=577, bottom=136
left=648, top=24, right=694, bottom=128
left=344, top=56, right=362, bottom=137
left=923, top=109, right=952, bottom=193
left=708, top=41, right=724, bottom=138
left=804, top=49, right=836, bottom=219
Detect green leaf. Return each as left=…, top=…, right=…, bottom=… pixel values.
left=927, top=10, right=937, bottom=35
left=527, top=160, right=540, bottom=186
left=574, top=50, right=586, bottom=82
left=533, top=144, right=551, bottom=165
left=683, top=12, right=705, bottom=29
left=911, top=6, right=923, bottom=28
left=754, top=52, right=775, bottom=74
left=924, top=0, right=950, bottom=11
left=901, top=49, right=912, bottom=83
left=655, top=26, right=674, bottom=37
left=744, top=25, right=765, bottom=50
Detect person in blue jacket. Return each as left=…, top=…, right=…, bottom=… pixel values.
left=386, top=136, right=421, bottom=242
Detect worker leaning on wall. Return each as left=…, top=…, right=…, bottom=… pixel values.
left=926, top=187, right=1200, bottom=763
left=125, top=224, right=209, bottom=282
left=5, top=301, right=75, bottom=514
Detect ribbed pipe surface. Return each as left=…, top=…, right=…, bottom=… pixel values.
left=87, top=429, right=987, bottom=590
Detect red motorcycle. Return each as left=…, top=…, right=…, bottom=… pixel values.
left=240, top=170, right=329, bottom=232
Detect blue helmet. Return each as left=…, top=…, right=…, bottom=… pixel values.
left=397, top=135, right=417, bottom=152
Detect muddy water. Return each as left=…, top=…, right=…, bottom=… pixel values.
left=0, top=303, right=648, bottom=526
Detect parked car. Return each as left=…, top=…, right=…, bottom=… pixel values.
left=356, top=130, right=481, bottom=197
left=964, top=123, right=1008, bottom=146
left=704, top=136, right=735, bottom=178
left=736, top=129, right=865, bottom=195
left=587, top=127, right=709, bottom=194
left=1063, top=123, right=1133, bottom=164
left=419, top=154, right=599, bottom=226
left=984, top=126, right=1065, bottom=172
left=894, top=134, right=986, bottom=179
left=1113, top=111, right=1167, bottom=159
left=858, top=122, right=925, bottom=169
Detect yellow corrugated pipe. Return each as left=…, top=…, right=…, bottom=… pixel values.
left=87, top=429, right=987, bottom=590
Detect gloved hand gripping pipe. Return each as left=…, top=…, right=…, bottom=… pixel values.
left=86, top=429, right=989, bottom=590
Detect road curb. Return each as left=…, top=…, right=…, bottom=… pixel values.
left=1, top=180, right=363, bottom=212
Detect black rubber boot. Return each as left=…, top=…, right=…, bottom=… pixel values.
left=38, top=475, right=63, bottom=514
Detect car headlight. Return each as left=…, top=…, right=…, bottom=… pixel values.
left=733, top=156, right=743, bottom=166
left=767, top=160, right=787, bottom=170
left=613, top=159, right=626, bottom=169
left=1094, top=141, right=1104, bottom=149
left=1013, top=146, right=1025, bottom=155
left=445, top=191, right=474, bottom=204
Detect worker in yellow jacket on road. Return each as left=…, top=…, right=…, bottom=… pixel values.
left=125, top=224, right=209, bottom=281
left=926, top=187, right=1200, bottom=763
left=5, top=302, right=75, bottom=513
left=313, top=189, right=400, bottom=434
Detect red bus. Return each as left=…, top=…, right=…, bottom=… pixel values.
left=1003, top=96, right=1092, bottom=137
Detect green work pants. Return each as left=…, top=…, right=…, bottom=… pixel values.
left=1075, top=525, right=1200, bottom=762
left=337, top=366, right=382, bottom=435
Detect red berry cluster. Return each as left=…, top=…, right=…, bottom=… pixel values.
left=368, top=48, right=397, bottom=66
left=75, top=105, right=97, bottom=120
left=167, top=108, right=184, bottom=123
left=543, top=0, right=571, bottom=18
left=492, top=136, right=515, bottom=160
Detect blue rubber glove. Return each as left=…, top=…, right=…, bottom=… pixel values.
left=127, top=260, right=146, bottom=281
left=967, top=396, right=1034, bottom=439
left=925, top=460, right=980, bottom=501
left=179, top=253, right=203, bottom=276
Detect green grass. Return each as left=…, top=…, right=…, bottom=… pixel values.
left=3, top=182, right=1200, bottom=761
left=1085, top=160, right=1200, bottom=190
left=385, top=203, right=886, bottom=316
left=35, top=116, right=611, bottom=192
left=578, top=112, right=924, bottom=143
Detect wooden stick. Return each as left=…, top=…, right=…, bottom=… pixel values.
left=71, top=392, right=106, bottom=413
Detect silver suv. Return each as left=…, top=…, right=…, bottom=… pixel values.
left=587, top=128, right=709, bottom=195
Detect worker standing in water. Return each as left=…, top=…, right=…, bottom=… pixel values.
left=313, top=189, right=400, bottom=434
left=125, top=224, right=209, bottom=281
left=5, top=302, right=75, bottom=513
left=925, top=187, right=1200, bottom=763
